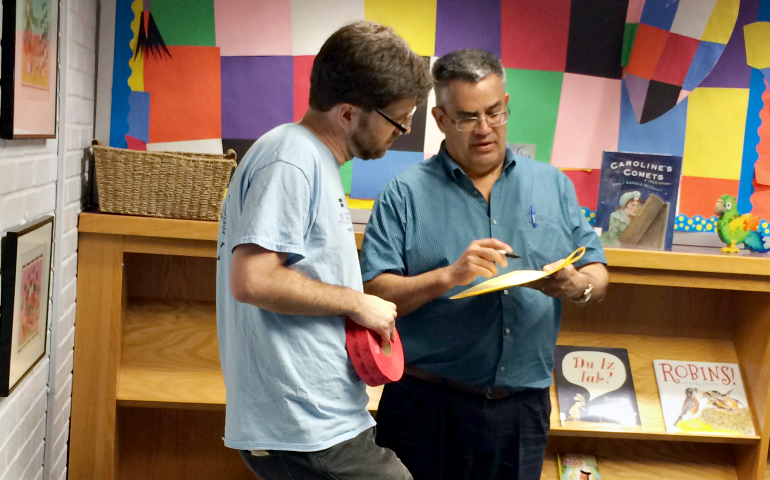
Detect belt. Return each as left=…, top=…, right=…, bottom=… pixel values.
left=404, top=366, right=512, bottom=400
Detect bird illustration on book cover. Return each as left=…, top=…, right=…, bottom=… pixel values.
left=714, top=195, right=769, bottom=254
left=653, top=360, right=755, bottom=436
left=553, top=346, right=640, bottom=427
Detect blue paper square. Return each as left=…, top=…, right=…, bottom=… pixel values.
left=682, top=41, right=726, bottom=91
left=640, top=0, right=680, bottom=31
left=350, top=151, right=424, bottom=199
left=127, top=91, right=151, bottom=143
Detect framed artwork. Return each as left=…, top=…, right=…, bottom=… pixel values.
left=1, top=215, right=53, bottom=396
left=0, top=0, right=59, bottom=139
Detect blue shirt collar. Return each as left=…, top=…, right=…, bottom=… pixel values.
left=436, top=141, right=517, bottom=183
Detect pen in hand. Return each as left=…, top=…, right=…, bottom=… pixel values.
left=496, top=249, right=521, bottom=259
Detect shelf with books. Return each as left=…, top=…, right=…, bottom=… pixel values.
left=543, top=439, right=740, bottom=480
left=549, top=331, right=759, bottom=444
left=553, top=274, right=770, bottom=480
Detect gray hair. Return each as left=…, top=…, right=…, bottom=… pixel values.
left=432, top=49, right=505, bottom=105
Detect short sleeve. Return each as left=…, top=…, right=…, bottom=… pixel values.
left=360, top=182, right=408, bottom=282
left=235, top=160, right=312, bottom=259
left=558, top=171, right=607, bottom=268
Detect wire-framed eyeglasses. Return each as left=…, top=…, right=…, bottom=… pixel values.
left=442, top=108, right=511, bottom=132
left=375, top=106, right=417, bottom=135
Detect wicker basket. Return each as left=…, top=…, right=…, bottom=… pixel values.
left=91, top=141, right=237, bottom=221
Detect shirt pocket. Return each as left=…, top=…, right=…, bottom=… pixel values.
left=523, top=213, right=574, bottom=270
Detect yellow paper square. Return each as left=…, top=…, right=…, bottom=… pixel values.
left=682, top=88, right=750, bottom=180
left=744, top=22, right=770, bottom=70
left=700, top=0, right=739, bottom=44
left=128, top=0, right=144, bottom=91
left=364, top=0, right=436, bottom=57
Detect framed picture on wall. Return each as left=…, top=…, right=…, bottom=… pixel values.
left=1, top=216, right=54, bottom=396
left=0, top=0, right=59, bottom=139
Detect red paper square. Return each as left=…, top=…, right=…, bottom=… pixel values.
left=652, top=33, right=700, bottom=86
left=626, top=24, right=669, bottom=80
left=294, top=56, right=315, bottom=122
left=501, top=0, right=571, bottom=72
left=562, top=169, right=601, bottom=210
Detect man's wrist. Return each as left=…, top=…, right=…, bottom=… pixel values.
left=569, top=274, right=594, bottom=303
left=438, top=266, right=457, bottom=291
left=570, top=281, right=593, bottom=303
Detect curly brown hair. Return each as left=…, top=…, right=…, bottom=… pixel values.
left=309, top=21, right=432, bottom=112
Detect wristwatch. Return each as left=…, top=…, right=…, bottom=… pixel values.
left=570, top=283, right=593, bottom=304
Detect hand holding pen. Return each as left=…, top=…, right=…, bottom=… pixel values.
left=445, top=239, right=515, bottom=287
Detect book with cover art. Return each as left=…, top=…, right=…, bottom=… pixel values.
left=554, top=346, right=640, bottom=427
left=557, top=453, right=601, bottom=480
left=653, top=360, right=755, bottom=436
left=595, top=151, right=683, bottom=251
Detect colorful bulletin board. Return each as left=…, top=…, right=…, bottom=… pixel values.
left=104, top=0, right=770, bottom=234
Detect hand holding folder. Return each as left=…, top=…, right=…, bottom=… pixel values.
left=450, top=247, right=586, bottom=300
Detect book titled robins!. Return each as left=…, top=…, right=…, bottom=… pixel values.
left=653, top=360, right=755, bottom=436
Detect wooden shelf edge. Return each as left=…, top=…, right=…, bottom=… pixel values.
left=550, top=427, right=760, bottom=445
left=354, top=231, right=770, bottom=277
left=117, top=399, right=226, bottom=411
left=604, top=248, right=770, bottom=277
left=79, top=212, right=219, bottom=241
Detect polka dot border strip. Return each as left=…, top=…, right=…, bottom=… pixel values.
left=580, top=210, right=769, bottom=235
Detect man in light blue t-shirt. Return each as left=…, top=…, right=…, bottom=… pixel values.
left=217, top=21, right=432, bottom=480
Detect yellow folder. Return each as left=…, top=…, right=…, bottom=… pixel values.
left=450, top=247, right=586, bottom=300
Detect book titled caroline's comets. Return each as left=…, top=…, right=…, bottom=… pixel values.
left=595, top=152, right=683, bottom=251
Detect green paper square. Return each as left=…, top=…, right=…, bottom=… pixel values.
left=340, top=161, right=352, bottom=194
left=150, top=0, right=216, bottom=47
left=622, top=23, right=638, bottom=67
left=505, top=69, right=563, bottom=163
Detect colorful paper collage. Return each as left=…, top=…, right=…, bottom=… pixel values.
left=109, top=0, right=769, bottom=223
left=743, top=23, right=770, bottom=220
left=624, top=0, right=739, bottom=123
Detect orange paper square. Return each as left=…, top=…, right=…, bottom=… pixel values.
left=145, top=46, right=222, bottom=143
left=627, top=24, right=670, bottom=80
left=678, top=175, right=738, bottom=217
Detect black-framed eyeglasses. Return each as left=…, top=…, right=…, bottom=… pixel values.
left=375, top=106, right=417, bottom=135
left=441, top=107, right=511, bottom=132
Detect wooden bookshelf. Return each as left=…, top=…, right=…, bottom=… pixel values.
left=550, top=331, right=757, bottom=444
left=70, top=213, right=770, bottom=480
left=542, top=441, right=740, bottom=479
left=118, top=298, right=383, bottom=412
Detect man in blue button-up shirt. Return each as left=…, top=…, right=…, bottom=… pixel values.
left=360, top=50, right=609, bottom=480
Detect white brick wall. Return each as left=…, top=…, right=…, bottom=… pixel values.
left=0, top=0, right=98, bottom=478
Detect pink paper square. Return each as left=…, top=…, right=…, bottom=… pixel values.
left=550, top=74, right=621, bottom=169
left=215, top=0, right=292, bottom=56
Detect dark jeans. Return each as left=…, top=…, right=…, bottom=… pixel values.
left=239, top=427, right=412, bottom=480
left=375, top=374, right=550, bottom=480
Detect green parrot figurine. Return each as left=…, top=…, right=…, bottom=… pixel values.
left=714, top=195, right=769, bottom=254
